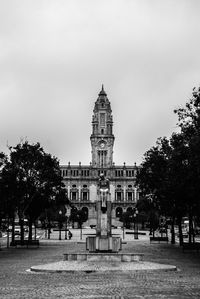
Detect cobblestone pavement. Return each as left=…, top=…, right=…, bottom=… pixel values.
left=0, top=230, right=200, bottom=298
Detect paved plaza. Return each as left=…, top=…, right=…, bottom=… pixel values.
left=0, top=229, right=200, bottom=298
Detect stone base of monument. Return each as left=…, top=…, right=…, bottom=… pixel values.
left=86, top=236, right=122, bottom=252
left=63, top=252, right=143, bottom=262
left=30, top=259, right=177, bottom=273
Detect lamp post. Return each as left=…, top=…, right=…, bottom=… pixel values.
left=77, top=212, right=82, bottom=240
left=6, top=220, right=9, bottom=248
left=123, top=220, right=125, bottom=240
left=134, top=208, right=139, bottom=240
left=65, top=217, right=68, bottom=240
left=59, top=210, right=62, bottom=240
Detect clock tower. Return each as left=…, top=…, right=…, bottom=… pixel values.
left=90, top=85, right=115, bottom=168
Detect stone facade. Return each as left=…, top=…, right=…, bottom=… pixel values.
left=60, top=86, right=139, bottom=227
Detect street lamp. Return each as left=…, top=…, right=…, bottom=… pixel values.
left=6, top=223, right=9, bottom=248
left=77, top=212, right=82, bottom=240
left=134, top=208, right=139, bottom=240
left=123, top=219, right=125, bottom=240
left=65, top=217, right=68, bottom=240
left=59, top=210, right=62, bottom=240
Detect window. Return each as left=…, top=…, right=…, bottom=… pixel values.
left=82, top=207, right=89, bottom=220
left=71, top=192, right=77, bottom=201
left=71, top=170, right=78, bottom=176
left=127, top=192, right=132, bottom=201
left=82, top=192, right=88, bottom=201
left=116, top=192, right=122, bottom=201
left=116, top=207, right=123, bottom=218
left=100, top=113, right=105, bottom=126
left=82, top=170, right=90, bottom=177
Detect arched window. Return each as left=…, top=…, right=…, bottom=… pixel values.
left=116, top=207, right=123, bottom=218
left=71, top=191, right=77, bottom=201
left=127, top=207, right=133, bottom=213
left=71, top=206, right=77, bottom=215
left=82, top=191, right=88, bottom=201
left=116, top=192, right=122, bottom=201
left=127, top=192, right=133, bottom=201
left=82, top=207, right=88, bottom=221
left=71, top=185, right=78, bottom=201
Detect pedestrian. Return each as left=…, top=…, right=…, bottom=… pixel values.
left=68, top=230, right=72, bottom=240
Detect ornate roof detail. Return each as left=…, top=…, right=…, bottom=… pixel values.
left=98, top=84, right=107, bottom=96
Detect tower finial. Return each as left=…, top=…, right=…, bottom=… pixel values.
left=99, top=84, right=106, bottom=96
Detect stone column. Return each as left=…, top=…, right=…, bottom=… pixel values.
left=78, top=185, right=81, bottom=201
left=123, top=186, right=126, bottom=201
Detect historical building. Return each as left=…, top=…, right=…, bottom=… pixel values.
left=60, top=86, right=139, bottom=227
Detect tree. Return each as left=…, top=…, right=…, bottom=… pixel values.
left=174, top=86, right=200, bottom=243
left=119, top=211, right=132, bottom=229
left=136, top=196, right=159, bottom=232
left=136, top=86, right=200, bottom=245
left=69, top=208, right=87, bottom=229
left=0, top=152, right=11, bottom=228
left=136, top=134, right=189, bottom=245
left=68, top=207, right=87, bottom=239
left=0, top=141, right=68, bottom=242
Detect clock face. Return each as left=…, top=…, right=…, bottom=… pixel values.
left=100, top=142, right=105, bottom=148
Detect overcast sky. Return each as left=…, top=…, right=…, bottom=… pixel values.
left=1, top=0, right=200, bottom=166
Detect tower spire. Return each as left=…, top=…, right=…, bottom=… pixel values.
left=99, top=84, right=107, bottom=96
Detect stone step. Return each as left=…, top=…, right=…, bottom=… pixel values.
left=63, top=253, right=143, bottom=262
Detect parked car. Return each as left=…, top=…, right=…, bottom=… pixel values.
left=159, top=227, right=167, bottom=234
left=14, top=226, right=21, bottom=235
left=177, top=229, right=188, bottom=238
left=194, top=227, right=200, bottom=235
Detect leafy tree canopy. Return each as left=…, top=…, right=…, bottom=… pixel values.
left=0, top=141, right=68, bottom=224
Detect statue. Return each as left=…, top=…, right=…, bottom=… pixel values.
left=98, top=173, right=110, bottom=212
left=86, top=173, right=121, bottom=252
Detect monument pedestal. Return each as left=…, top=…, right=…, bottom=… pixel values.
left=86, top=236, right=122, bottom=252
left=86, top=174, right=122, bottom=253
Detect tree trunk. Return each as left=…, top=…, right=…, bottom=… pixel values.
left=171, top=216, right=175, bottom=244
left=34, top=223, right=37, bottom=241
left=11, top=217, right=15, bottom=244
left=48, top=221, right=51, bottom=239
left=28, top=219, right=32, bottom=240
left=189, top=213, right=193, bottom=244
left=177, top=216, right=183, bottom=246
left=20, top=218, right=24, bottom=244
left=142, top=221, right=145, bottom=230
